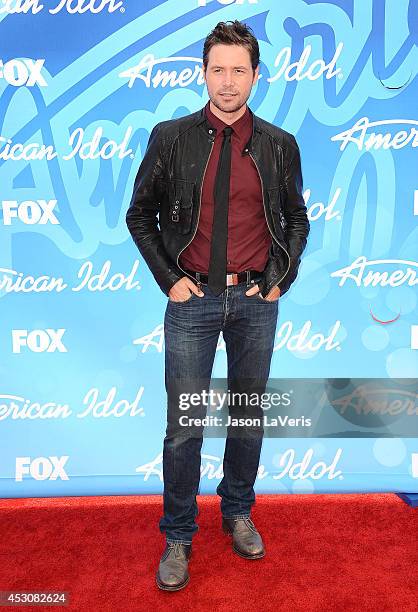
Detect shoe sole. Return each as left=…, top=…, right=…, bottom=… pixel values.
left=232, top=544, right=265, bottom=559
left=223, top=525, right=265, bottom=559
left=155, top=573, right=190, bottom=591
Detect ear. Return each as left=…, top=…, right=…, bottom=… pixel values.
left=252, top=65, right=260, bottom=85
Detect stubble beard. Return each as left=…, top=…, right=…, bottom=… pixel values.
left=209, top=90, right=250, bottom=115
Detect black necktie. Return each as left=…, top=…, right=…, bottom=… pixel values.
left=208, top=126, right=233, bottom=296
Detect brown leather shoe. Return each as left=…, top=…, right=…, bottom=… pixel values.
left=155, top=541, right=192, bottom=591
left=222, top=517, right=265, bottom=559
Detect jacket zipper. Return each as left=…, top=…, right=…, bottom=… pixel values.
left=248, top=151, right=291, bottom=294
left=175, top=139, right=215, bottom=285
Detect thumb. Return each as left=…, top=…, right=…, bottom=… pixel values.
left=187, top=280, right=204, bottom=296
left=245, top=283, right=260, bottom=296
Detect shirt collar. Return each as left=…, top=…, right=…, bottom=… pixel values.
left=204, top=100, right=252, bottom=141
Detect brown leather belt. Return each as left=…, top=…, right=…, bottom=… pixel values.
left=184, top=269, right=262, bottom=287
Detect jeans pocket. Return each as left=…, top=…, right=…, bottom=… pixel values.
left=245, top=291, right=278, bottom=303
left=168, top=292, right=195, bottom=304
left=255, top=293, right=279, bottom=303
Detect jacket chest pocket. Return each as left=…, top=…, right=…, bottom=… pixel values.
left=267, top=186, right=287, bottom=235
left=168, top=179, right=195, bottom=235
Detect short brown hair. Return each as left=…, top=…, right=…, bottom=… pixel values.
left=203, top=20, right=260, bottom=72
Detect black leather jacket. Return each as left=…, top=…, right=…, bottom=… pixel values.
left=126, top=105, right=310, bottom=298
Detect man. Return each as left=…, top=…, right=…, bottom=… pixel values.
left=126, top=20, right=310, bottom=591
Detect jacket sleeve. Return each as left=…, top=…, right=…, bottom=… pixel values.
left=277, top=134, right=310, bottom=296
left=126, top=123, right=184, bottom=296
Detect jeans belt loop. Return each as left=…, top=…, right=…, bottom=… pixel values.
left=196, top=271, right=202, bottom=288
left=246, top=270, right=251, bottom=287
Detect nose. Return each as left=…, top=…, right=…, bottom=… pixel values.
left=223, top=71, right=234, bottom=87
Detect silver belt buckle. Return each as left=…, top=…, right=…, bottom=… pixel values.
left=226, top=273, right=239, bottom=286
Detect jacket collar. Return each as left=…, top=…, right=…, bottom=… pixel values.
left=204, top=100, right=251, bottom=141
left=194, top=103, right=260, bottom=154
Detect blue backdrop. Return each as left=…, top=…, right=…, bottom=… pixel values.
left=0, top=0, right=417, bottom=498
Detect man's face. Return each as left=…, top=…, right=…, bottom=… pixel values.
left=203, top=43, right=259, bottom=114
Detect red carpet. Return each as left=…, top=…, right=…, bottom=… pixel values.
left=1, top=493, right=417, bottom=611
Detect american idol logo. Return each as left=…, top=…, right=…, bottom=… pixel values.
left=0, top=0, right=124, bottom=14
left=134, top=320, right=343, bottom=354
left=332, top=117, right=418, bottom=151
left=0, top=126, right=133, bottom=160
left=0, top=386, right=145, bottom=420
left=331, top=256, right=418, bottom=288
left=119, top=44, right=343, bottom=89
left=325, top=380, right=418, bottom=429
left=136, top=448, right=343, bottom=481
left=0, top=260, right=142, bottom=293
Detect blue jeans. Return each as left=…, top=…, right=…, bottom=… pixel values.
left=159, top=278, right=279, bottom=544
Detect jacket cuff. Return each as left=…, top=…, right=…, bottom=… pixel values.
left=258, top=256, right=298, bottom=298
left=159, top=267, right=184, bottom=296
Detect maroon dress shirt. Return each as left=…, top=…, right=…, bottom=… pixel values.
left=179, top=101, right=271, bottom=274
